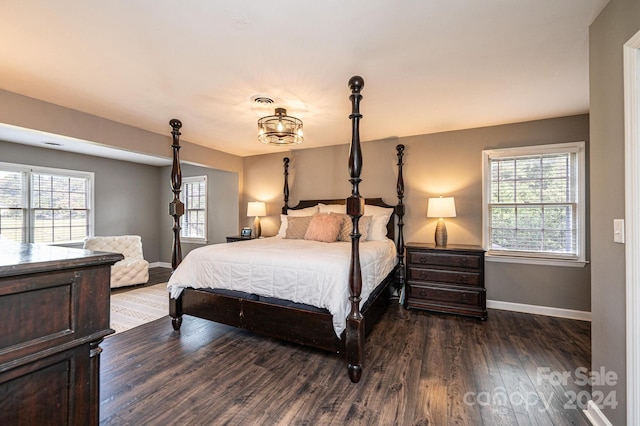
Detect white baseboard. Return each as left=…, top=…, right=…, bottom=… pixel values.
left=487, top=299, right=591, bottom=322
left=583, top=400, right=613, bottom=426
left=150, top=261, right=172, bottom=269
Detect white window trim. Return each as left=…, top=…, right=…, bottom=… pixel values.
left=0, top=161, right=94, bottom=244
left=481, top=142, right=587, bottom=267
left=180, top=175, right=207, bottom=244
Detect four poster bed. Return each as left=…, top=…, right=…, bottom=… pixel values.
left=167, top=76, right=406, bottom=382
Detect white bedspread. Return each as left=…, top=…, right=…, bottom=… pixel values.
left=167, top=237, right=397, bottom=336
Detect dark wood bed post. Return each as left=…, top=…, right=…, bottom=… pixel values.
left=169, top=118, right=184, bottom=270
left=169, top=118, right=184, bottom=331
left=282, top=157, right=290, bottom=214
left=395, top=144, right=406, bottom=291
left=346, top=75, right=365, bottom=383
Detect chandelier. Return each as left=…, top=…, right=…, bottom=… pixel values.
left=257, top=108, right=303, bottom=145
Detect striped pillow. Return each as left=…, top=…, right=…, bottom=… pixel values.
left=332, top=214, right=371, bottom=241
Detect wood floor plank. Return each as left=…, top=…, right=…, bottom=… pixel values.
left=100, top=306, right=592, bottom=425
left=467, top=322, right=519, bottom=426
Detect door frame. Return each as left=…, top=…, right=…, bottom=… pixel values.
left=623, top=29, right=640, bottom=426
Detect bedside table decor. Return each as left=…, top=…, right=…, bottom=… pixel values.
left=405, top=242, right=487, bottom=320
left=427, top=196, right=456, bottom=246
left=247, top=201, right=266, bottom=238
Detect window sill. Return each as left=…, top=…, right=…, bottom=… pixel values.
left=486, top=255, right=589, bottom=268
left=181, top=238, right=208, bottom=245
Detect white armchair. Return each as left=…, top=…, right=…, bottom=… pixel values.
left=83, top=235, right=149, bottom=288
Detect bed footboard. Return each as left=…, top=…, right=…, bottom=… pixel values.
left=168, top=264, right=398, bottom=353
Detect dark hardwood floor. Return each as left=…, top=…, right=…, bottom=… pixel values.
left=99, top=303, right=591, bottom=425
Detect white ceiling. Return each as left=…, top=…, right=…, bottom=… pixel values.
left=0, top=0, right=609, bottom=160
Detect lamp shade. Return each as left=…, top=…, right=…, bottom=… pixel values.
left=247, top=201, right=266, bottom=217
left=427, top=197, right=456, bottom=218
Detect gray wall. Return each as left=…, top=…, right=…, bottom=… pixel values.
left=589, top=0, right=640, bottom=423
left=159, top=163, right=239, bottom=261
left=0, top=139, right=163, bottom=262
left=242, top=114, right=591, bottom=312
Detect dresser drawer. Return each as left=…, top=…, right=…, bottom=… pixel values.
left=404, top=243, right=487, bottom=320
left=408, top=267, right=481, bottom=287
left=408, top=284, right=480, bottom=307
left=407, top=251, right=480, bottom=269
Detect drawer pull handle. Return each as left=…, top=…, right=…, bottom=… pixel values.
left=419, top=290, right=427, bottom=297
left=460, top=258, right=468, bottom=266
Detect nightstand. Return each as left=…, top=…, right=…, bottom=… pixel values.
left=226, top=235, right=254, bottom=243
left=405, top=243, right=487, bottom=320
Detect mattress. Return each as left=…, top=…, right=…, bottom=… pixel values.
left=168, top=237, right=397, bottom=336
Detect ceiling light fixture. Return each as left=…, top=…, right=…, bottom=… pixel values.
left=257, top=108, right=303, bottom=145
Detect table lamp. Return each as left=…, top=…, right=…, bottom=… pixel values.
left=247, top=201, right=266, bottom=238
left=427, top=196, right=456, bottom=246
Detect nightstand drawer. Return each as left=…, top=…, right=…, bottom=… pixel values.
left=408, top=284, right=480, bottom=306
left=407, top=251, right=480, bottom=269
left=408, top=267, right=481, bottom=287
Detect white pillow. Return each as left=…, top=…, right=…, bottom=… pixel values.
left=364, top=204, right=394, bottom=241
left=288, top=205, right=319, bottom=216
left=277, top=214, right=288, bottom=237
left=318, top=203, right=345, bottom=214
left=277, top=205, right=319, bottom=237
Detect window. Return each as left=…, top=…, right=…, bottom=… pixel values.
left=0, top=162, right=94, bottom=244
left=180, top=176, right=207, bottom=243
left=482, top=142, right=586, bottom=265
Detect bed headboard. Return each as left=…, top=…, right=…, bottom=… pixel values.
left=281, top=143, right=405, bottom=254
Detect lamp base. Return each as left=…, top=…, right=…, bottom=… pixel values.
left=253, top=216, right=262, bottom=238
left=435, top=219, right=448, bottom=246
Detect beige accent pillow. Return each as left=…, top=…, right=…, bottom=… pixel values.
left=304, top=214, right=343, bottom=243
left=285, top=216, right=314, bottom=239
left=332, top=214, right=371, bottom=241
left=278, top=205, right=320, bottom=238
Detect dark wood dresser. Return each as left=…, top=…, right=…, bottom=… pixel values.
left=405, top=243, right=487, bottom=320
left=0, top=242, right=123, bottom=425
